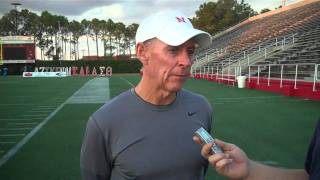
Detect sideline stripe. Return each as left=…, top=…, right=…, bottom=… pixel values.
left=0, top=142, right=16, bottom=144
left=260, top=161, right=278, bottom=166
left=29, top=110, right=52, bottom=113
left=22, top=114, right=48, bottom=117
left=0, top=134, right=25, bottom=137
left=8, top=122, right=38, bottom=125
left=119, top=77, right=135, bottom=88
left=67, top=77, right=110, bottom=104
left=0, top=119, right=40, bottom=121
left=0, top=78, right=110, bottom=167
left=0, top=128, right=32, bottom=131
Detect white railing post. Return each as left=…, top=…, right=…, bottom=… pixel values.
left=294, top=64, right=298, bottom=89
left=293, top=34, right=295, bottom=44
left=268, top=65, right=271, bottom=86
left=280, top=65, right=284, bottom=88
left=222, top=61, right=224, bottom=80
left=257, top=65, right=260, bottom=85
left=313, top=64, right=318, bottom=92
left=264, top=48, right=267, bottom=58
left=216, top=66, right=219, bottom=80
left=248, top=65, right=251, bottom=82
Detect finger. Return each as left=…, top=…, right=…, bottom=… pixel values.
left=201, top=143, right=213, bottom=159
left=215, top=158, right=233, bottom=171
left=214, top=139, right=234, bottom=151
left=207, top=153, right=229, bottom=165
left=193, top=136, right=202, bottom=145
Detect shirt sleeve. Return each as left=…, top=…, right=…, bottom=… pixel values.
left=305, top=119, right=320, bottom=178
left=80, top=116, right=111, bottom=180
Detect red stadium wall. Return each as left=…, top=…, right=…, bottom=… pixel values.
left=193, top=75, right=320, bottom=101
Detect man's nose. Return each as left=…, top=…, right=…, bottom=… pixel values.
left=178, top=51, right=192, bottom=68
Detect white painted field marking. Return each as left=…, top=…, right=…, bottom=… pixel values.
left=119, top=77, right=135, bottom=88
left=260, top=161, right=279, bottom=166
left=8, top=122, right=38, bottom=125
left=0, top=134, right=25, bottom=137
left=0, top=118, right=40, bottom=121
left=29, top=110, right=52, bottom=113
left=0, top=128, right=32, bottom=131
left=0, top=142, right=16, bottom=144
left=0, top=104, right=39, bottom=106
left=22, top=114, right=48, bottom=117
left=67, top=77, right=110, bottom=104
left=0, top=77, right=110, bottom=167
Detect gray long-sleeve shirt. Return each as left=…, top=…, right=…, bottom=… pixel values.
left=80, top=88, right=213, bottom=180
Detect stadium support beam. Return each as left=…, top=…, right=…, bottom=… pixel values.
left=0, top=38, right=3, bottom=65
left=11, top=2, right=21, bottom=35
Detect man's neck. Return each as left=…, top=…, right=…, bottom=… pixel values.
left=134, top=81, right=177, bottom=106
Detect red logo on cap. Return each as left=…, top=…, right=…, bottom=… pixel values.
left=176, top=16, right=186, bottom=23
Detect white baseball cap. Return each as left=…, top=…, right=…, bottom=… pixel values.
left=136, top=10, right=212, bottom=48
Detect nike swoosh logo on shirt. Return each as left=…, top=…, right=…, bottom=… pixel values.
left=188, top=112, right=197, bottom=116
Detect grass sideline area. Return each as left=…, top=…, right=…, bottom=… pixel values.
left=0, top=74, right=319, bottom=180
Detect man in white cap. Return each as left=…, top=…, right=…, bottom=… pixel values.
left=80, top=10, right=212, bottom=180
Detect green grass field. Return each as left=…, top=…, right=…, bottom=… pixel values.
left=0, top=74, right=319, bottom=180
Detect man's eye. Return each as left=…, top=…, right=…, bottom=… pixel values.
left=168, top=48, right=178, bottom=55
left=187, top=49, right=195, bottom=56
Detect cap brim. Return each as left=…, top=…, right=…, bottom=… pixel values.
left=158, top=27, right=212, bottom=48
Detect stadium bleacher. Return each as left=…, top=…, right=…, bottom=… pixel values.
left=194, top=0, right=320, bottom=67
left=193, top=0, right=320, bottom=100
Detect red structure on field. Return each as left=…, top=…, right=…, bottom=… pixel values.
left=0, top=36, right=35, bottom=63
left=0, top=36, right=36, bottom=74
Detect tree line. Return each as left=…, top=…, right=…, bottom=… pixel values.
left=0, top=9, right=138, bottom=60
left=0, top=0, right=261, bottom=60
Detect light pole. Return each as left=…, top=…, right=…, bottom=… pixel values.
left=81, top=49, right=86, bottom=60
left=11, top=2, right=21, bottom=35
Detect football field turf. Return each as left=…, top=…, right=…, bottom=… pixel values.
left=0, top=74, right=319, bottom=180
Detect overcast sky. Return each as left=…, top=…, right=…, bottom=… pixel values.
left=0, top=0, right=301, bottom=25
left=0, top=0, right=301, bottom=58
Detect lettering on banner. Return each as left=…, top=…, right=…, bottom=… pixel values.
left=72, top=66, right=78, bottom=76
left=79, top=66, right=85, bottom=77
left=92, top=67, right=97, bottom=77
left=85, top=66, right=89, bottom=77
left=99, top=66, right=105, bottom=76
left=106, top=66, right=112, bottom=77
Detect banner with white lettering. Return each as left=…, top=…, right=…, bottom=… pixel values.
left=23, top=72, right=67, bottom=78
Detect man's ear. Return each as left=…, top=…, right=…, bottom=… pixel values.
left=136, top=43, right=149, bottom=65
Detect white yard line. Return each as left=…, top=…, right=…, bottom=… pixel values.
left=67, top=77, right=110, bottom=104
left=22, top=114, right=48, bottom=117
left=260, top=161, right=279, bottom=166
left=0, top=128, right=33, bottom=131
left=8, top=122, right=38, bottom=125
left=0, top=104, right=39, bottom=106
left=29, top=110, right=52, bottom=113
left=119, top=77, right=135, bottom=88
left=0, top=118, right=40, bottom=121
left=0, top=142, right=16, bottom=144
left=0, top=134, right=25, bottom=137
left=0, top=77, right=110, bottom=167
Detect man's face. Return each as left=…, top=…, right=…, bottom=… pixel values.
left=141, top=38, right=195, bottom=93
